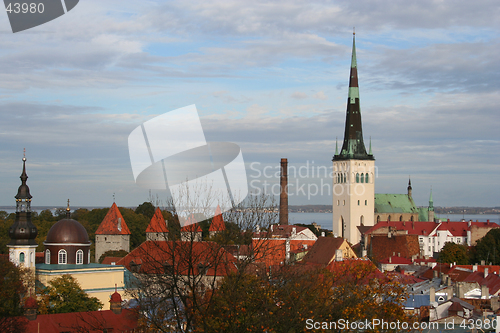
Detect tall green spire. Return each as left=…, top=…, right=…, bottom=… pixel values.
left=333, top=30, right=374, bottom=161
left=335, top=137, right=338, bottom=155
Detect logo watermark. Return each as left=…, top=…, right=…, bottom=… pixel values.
left=4, top=0, right=79, bottom=33
left=128, top=105, right=248, bottom=227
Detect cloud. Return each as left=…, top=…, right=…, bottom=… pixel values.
left=313, top=91, right=327, bottom=100
left=291, top=92, right=307, bottom=99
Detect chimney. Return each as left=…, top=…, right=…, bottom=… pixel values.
left=389, top=256, right=392, bottom=264
left=118, top=217, right=122, bottom=231
left=429, top=286, right=435, bottom=303
left=291, top=227, right=296, bottom=236
left=484, top=268, right=488, bottom=278
left=473, top=265, right=477, bottom=272
left=481, top=284, right=489, bottom=299
left=279, top=158, right=288, bottom=225
left=321, top=232, right=325, bottom=237
left=110, top=285, right=123, bottom=314
left=335, top=249, right=343, bottom=261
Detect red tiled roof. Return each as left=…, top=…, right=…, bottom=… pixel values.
left=21, top=309, right=138, bottom=332
left=180, top=222, right=202, bottom=232
left=370, top=234, right=420, bottom=262
left=325, top=259, right=386, bottom=284
left=102, top=256, right=124, bottom=265
left=367, top=221, right=499, bottom=238
left=95, top=203, right=131, bottom=235
left=251, top=238, right=317, bottom=267
left=117, top=241, right=236, bottom=276
left=464, top=271, right=500, bottom=295
left=380, top=256, right=413, bottom=265
left=209, top=205, right=225, bottom=232
left=301, top=237, right=349, bottom=266
left=146, top=207, right=169, bottom=233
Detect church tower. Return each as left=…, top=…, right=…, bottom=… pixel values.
left=332, top=32, right=375, bottom=245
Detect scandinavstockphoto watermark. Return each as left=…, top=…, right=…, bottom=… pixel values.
left=127, top=105, right=248, bottom=227
left=249, top=161, right=378, bottom=200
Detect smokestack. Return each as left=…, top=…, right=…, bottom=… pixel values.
left=279, top=158, right=288, bottom=225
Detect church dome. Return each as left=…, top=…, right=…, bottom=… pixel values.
left=45, top=219, right=90, bottom=245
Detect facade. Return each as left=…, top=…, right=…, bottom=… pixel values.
left=332, top=32, right=375, bottom=245
left=95, top=202, right=131, bottom=262
left=43, top=204, right=91, bottom=265
left=145, top=207, right=169, bottom=241
left=365, top=220, right=499, bottom=257
left=302, top=237, right=357, bottom=266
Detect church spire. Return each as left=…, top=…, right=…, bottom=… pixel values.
left=333, top=31, right=374, bottom=161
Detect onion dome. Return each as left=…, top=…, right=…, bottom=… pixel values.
left=8, top=156, right=38, bottom=246
left=45, top=219, right=90, bottom=245
left=110, top=291, right=122, bottom=303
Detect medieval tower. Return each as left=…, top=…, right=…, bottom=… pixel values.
left=332, top=32, right=375, bottom=245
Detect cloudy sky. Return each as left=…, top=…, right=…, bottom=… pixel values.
left=0, top=0, right=498, bottom=209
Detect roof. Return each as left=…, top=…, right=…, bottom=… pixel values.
left=180, top=222, right=202, bottom=232
left=301, top=237, right=349, bottom=266
left=463, top=271, right=500, bottom=295
left=403, top=294, right=430, bottom=309
left=21, top=309, right=138, bottom=332
left=95, top=203, right=131, bottom=235
left=146, top=207, right=169, bottom=233
left=209, top=206, right=225, bottom=232
left=380, top=256, right=413, bottom=265
left=370, top=234, right=420, bottom=262
left=45, top=219, right=90, bottom=244
left=102, top=256, right=125, bottom=265
left=374, top=194, right=418, bottom=214
left=117, top=241, right=236, bottom=276
left=251, top=238, right=317, bottom=267
left=365, top=221, right=437, bottom=236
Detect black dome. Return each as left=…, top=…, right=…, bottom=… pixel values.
left=45, top=219, right=90, bottom=244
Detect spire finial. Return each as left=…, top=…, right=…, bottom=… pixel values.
left=66, top=199, right=71, bottom=218
left=335, top=137, right=339, bottom=155
left=369, top=136, right=372, bottom=155
left=353, top=27, right=355, bottom=36
left=113, top=193, right=115, bottom=203
left=23, top=148, right=26, bottom=161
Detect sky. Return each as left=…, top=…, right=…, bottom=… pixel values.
left=0, top=0, right=498, bottom=209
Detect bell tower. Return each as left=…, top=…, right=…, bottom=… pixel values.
left=332, top=31, right=375, bottom=245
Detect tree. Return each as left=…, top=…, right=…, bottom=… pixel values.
left=135, top=202, right=156, bottom=220
left=438, top=242, right=470, bottom=264
left=0, top=257, right=27, bottom=333
left=38, top=275, right=103, bottom=314
left=471, top=228, right=500, bottom=265
left=98, top=249, right=129, bottom=263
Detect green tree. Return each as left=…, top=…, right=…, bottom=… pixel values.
left=438, top=242, right=470, bottom=264
left=135, top=202, right=155, bottom=220
left=39, top=275, right=103, bottom=314
left=471, top=228, right=500, bottom=265
left=0, top=257, right=27, bottom=333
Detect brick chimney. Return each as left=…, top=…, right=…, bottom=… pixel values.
left=279, top=158, right=288, bottom=225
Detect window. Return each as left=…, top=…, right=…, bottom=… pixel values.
left=357, top=200, right=360, bottom=205
left=365, top=173, right=369, bottom=183
left=360, top=173, right=364, bottom=183
left=343, top=200, right=345, bottom=206
left=387, top=215, right=391, bottom=222
left=337, top=200, right=340, bottom=206
left=19, top=252, right=25, bottom=263
left=399, top=215, right=403, bottom=221
left=365, top=200, right=367, bottom=205
left=45, top=249, right=50, bottom=264
left=360, top=215, right=364, bottom=226
left=58, top=249, right=67, bottom=264
left=377, top=215, right=380, bottom=223
left=76, top=250, right=83, bottom=265
left=356, top=173, right=359, bottom=183
left=411, top=216, right=414, bottom=222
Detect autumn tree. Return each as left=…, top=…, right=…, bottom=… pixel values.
left=38, top=275, right=103, bottom=314
left=0, top=257, right=27, bottom=333
left=438, top=242, right=470, bottom=264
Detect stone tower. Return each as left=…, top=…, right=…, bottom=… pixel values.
left=332, top=32, right=375, bottom=245
left=95, top=203, right=131, bottom=262
left=146, top=207, right=169, bottom=241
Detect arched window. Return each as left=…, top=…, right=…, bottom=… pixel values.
left=360, top=215, right=364, bottom=226
left=356, top=173, right=359, bottom=183
left=365, top=173, right=369, bottom=183
left=360, top=173, right=364, bottom=183
left=19, top=252, right=25, bottom=263
left=357, top=200, right=360, bottom=205
left=377, top=215, right=381, bottom=223
left=337, top=173, right=340, bottom=183
left=58, top=249, right=67, bottom=264
left=411, top=216, right=414, bottom=222
left=45, top=249, right=51, bottom=264
left=388, top=215, right=391, bottom=222
left=30, top=252, right=33, bottom=264
left=76, top=250, right=84, bottom=265
left=399, top=215, right=403, bottom=221
left=365, top=200, right=367, bottom=206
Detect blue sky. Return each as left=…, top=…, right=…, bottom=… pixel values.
left=0, top=0, right=498, bottom=208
